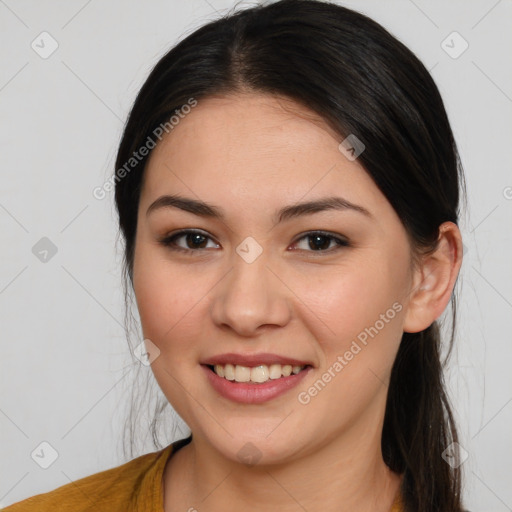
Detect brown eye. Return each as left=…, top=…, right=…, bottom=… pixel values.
left=291, top=231, right=349, bottom=253
left=160, top=230, right=219, bottom=253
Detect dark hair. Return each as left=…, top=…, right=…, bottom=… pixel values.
left=114, top=1, right=466, bottom=511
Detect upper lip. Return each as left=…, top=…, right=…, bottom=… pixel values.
left=201, top=352, right=312, bottom=367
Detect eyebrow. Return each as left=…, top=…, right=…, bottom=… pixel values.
left=146, top=194, right=373, bottom=223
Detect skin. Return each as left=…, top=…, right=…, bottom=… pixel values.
left=131, top=93, right=463, bottom=512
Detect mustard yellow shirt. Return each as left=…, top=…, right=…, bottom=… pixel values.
left=2, top=437, right=403, bottom=511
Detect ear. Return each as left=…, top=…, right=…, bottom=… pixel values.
left=403, top=221, right=463, bottom=333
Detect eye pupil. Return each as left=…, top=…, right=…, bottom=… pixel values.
left=187, top=233, right=207, bottom=248
left=309, top=234, right=331, bottom=251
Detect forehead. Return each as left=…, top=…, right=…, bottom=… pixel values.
left=141, top=93, right=386, bottom=218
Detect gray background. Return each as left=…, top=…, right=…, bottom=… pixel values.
left=1, top=0, right=511, bottom=510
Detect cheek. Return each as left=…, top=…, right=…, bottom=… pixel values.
left=132, top=246, right=208, bottom=359
left=292, top=262, right=405, bottom=424
left=309, top=261, right=400, bottom=330
left=299, top=255, right=406, bottom=376
left=132, top=248, right=212, bottom=413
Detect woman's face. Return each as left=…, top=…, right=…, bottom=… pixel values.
left=133, top=93, right=416, bottom=464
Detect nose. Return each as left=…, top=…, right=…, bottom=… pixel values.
left=210, top=252, right=292, bottom=337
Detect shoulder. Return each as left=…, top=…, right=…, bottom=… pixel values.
left=1, top=445, right=174, bottom=512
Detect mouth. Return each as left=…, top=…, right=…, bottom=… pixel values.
left=206, top=363, right=310, bottom=384
left=201, top=358, right=313, bottom=404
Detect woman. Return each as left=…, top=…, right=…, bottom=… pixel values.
left=4, top=0, right=467, bottom=511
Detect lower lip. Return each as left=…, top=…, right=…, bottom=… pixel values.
left=202, top=365, right=312, bottom=404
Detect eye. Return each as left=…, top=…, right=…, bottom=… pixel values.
left=159, top=229, right=219, bottom=254
left=290, top=231, right=349, bottom=253
left=159, top=229, right=349, bottom=255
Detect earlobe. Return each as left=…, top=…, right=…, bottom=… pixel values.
left=403, top=222, right=463, bottom=334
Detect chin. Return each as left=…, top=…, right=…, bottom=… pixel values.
left=194, top=419, right=315, bottom=467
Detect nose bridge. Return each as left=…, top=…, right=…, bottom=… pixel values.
left=210, top=245, right=291, bottom=335
left=230, top=249, right=271, bottom=298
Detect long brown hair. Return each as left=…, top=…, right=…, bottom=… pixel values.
left=114, top=1, right=467, bottom=510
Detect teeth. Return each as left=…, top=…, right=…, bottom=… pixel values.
left=224, top=364, right=235, bottom=381
left=212, top=363, right=306, bottom=383
left=282, top=365, right=292, bottom=377
left=235, top=365, right=251, bottom=382
left=269, top=364, right=282, bottom=379
left=251, top=365, right=269, bottom=383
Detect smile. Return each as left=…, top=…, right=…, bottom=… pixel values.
left=202, top=363, right=312, bottom=404
left=210, top=363, right=306, bottom=384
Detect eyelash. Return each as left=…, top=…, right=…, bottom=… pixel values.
left=158, top=229, right=350, bottom=255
